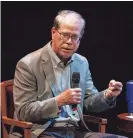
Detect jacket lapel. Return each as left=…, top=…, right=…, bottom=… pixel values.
left=40, top=43, right=57, bottom=97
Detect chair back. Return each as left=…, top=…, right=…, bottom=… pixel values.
left=1, top=80, right=33, bottom=138
left=1, top=80, right=14, bottom=118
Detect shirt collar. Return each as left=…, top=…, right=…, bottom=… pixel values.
left=48, top=43, right=73, bottom=68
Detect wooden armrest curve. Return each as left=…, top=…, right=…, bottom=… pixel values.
left=83, top=115, right=107, bottom=124
left=2, top=116, right=33, bottom=128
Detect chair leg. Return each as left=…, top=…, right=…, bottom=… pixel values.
left=99, top=124, right=106, bottom=133
left=24, top=129, right=31, bottom=138
left=2, top=123, right=9, bottom=138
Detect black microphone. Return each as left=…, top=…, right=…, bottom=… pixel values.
left=72, top=72, right=80, bottom=109
left=72, top=72, right=80, bottom=88
left=71, top=72, right=91, bottom=131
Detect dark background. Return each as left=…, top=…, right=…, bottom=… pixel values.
left=1, top=1, right=133, bottom=135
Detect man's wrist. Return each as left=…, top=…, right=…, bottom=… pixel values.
left=104, top=90, right=116, bottom=103
left=55, top=96, right=64, bottom=107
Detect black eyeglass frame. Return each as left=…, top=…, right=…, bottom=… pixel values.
left=56, top=29, right=82, bottom=42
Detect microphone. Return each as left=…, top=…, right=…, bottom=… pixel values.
left=71, top=72, right=91, bottom=131
left=72, top=72, right=91, bottom=131
left=72, top=72, right=80, bottom=88
left=72, top=72, right=80, bottom=109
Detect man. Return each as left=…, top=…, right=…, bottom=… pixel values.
left=13, top=10, right=126, bottom=138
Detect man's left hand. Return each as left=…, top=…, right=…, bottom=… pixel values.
left=106, top=80, right=123, bottom=99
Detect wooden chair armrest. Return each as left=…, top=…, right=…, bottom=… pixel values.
left=83, top=115, right=107, bottom=124
left=2, top=116, right=33, bottom=129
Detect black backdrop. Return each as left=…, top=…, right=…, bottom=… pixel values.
left=1, top=1, right=133, bottom=134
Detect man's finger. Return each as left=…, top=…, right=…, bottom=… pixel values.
left=72, top=88, right=82, bottom=91
left=110, top=91, right=121, bottom=96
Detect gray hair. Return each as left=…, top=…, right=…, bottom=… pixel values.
left=53, top=10, right=86, bottom=36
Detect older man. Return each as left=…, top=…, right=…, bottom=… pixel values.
left=13, top=10, right=126, bottom=138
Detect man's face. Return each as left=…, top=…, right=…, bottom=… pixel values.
left=51, top=19, right=83, bottom=60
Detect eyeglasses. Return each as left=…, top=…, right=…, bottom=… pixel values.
left=56, top=29, right=81, bottom=42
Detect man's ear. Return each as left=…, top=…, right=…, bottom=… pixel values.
left=51, top=27, right=56, bottom=39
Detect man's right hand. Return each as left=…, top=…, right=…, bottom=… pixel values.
left=55, top=88, right=82, bottom=107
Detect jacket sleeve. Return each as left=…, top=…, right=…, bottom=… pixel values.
left=13, top=60, right=59, bottom=122
left=83, top=60, right=116, bottom=113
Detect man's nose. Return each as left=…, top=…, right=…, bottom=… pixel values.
left=66, top=37, right=73, bottom=43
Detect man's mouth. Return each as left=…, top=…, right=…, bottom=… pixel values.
left=62, top=48, right=72, bottom=52
left=62, top=46, right=73, bottom=50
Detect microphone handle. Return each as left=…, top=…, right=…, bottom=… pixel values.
left=72, top=83, right=79, bottom=109
left=72, top=83, right=79, bottom=88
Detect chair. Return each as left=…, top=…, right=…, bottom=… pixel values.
left=1, top=79, right=107, bottom=138
left=1, top=80, right=33, bottom=138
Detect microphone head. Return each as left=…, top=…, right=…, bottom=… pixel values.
left=72, top=72, right=80, bottom=84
